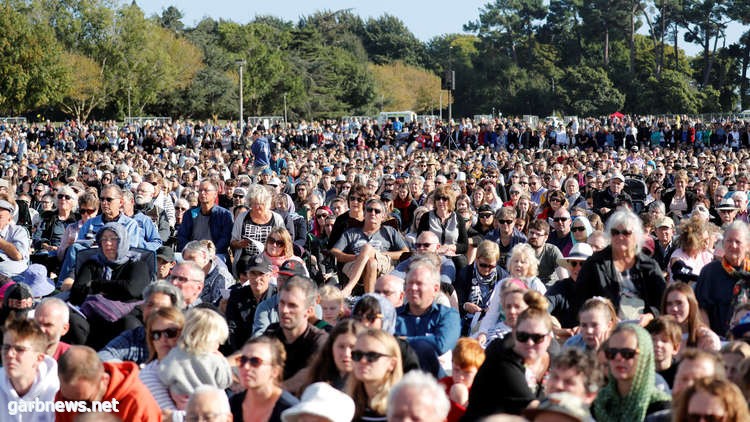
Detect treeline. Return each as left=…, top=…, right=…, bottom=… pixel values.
left=1, top=0, right=749, bottom=122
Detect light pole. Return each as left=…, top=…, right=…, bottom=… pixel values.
left=283, top=93, right=287, bottom=127
left=236, top=60, right=246, bottom=134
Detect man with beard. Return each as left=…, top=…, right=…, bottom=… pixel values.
left=121, top=189, right=162, bottom=251
left=134, top=182, right=170, bottom=242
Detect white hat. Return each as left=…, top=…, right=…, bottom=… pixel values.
left=556, top=243, right=593, bottom=267
left=281, top=383, right=355, bottom=422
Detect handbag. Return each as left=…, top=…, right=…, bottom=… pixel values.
left=80, top=294, right=141, bottom=322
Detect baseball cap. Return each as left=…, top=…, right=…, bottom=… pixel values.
left=156, top=246, right=175, bottom=263
left=278, top=259, right=308, bottom=278
left=609, top=172, right=625, bottom=182
left=0, top=199, right=14, bottom=212
left=655, top=217, right=675, bottom=229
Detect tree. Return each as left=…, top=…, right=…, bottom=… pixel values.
left=559, top=66, right=625, bottom=115
left=678, top=0, right=729, bottom=87
left=369, top=62, right=442, bottom=113
left=0, top=3, right=68, bottom=114
left=579, top=0, right=631, bottom=66
left=361, top=14, right=426, bottom=66
left=159, top=6, right=185, bottom=33
left=58, top=52, right=105, bottom=121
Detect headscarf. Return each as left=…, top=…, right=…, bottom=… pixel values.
left=570, top=216, right=594, bottom=245
left=94, top=222, right=138, bottom=266
left=592, top=323, right=671, bottom=422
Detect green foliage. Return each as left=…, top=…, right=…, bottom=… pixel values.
left=0, top=3, right=67, bottom=114
left=559, top=66, right=625, bottom=115
left=361, top=14, right=426, bottom=66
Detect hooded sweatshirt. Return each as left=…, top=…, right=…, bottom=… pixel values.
left=0, top=355, right=59, bottom=422
left=54, top=361, right=162, bottom=422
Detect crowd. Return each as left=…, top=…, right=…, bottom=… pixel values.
left=1, top=113, right=750, bottom=421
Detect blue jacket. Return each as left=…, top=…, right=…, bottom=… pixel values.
left=176, top=205, right=233, bottom=253
left=395, top=302, right=460, bottom=355
left=132, top=212, right=163, bottom=251
left=251, top=137, right=270, bottom=167
left=78, top=214, right=141, bottom=249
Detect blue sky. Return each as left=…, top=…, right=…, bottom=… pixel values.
left=139, top=0, right=746, bottom=57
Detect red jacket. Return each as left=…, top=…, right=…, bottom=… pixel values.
left=55, top=361, right=161, bottom=422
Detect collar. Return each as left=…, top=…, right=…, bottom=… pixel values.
left=400, top=300, right=438, bottom=317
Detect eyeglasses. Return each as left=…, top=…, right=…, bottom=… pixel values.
left=528, top=231, right=546, bottom=238
left=349, top=196, right=364, bottom=202
left=510, top=191, right=521, bottom=195
left=365, top=207, right=383, bottom=214
left=552, top=217, right=569, bottom=222
left=151, top=328, right=180, bottom=341
left=233, top=194, right=245, bottom=199
left=99, top=236, right=119, bottom=244
left=610, top=228, right=633, bottom=237
left=175, top=207, right=187, bottom=211
left=351, top=350, right=390, bottom=363
left=266, top=237, right=285, bottom=247
left=58, top=194, right=73, bottom=200
left=515, top=331, right=549, bottom=344
left=498, top=219, right=514, bottom=225
left=353, top=313, right=383, bottom=323
left=239, top=355, right=270, bottom=368
left=100, top=197, right=119, bottom=203
left=571, top=226, right=586, bottom=232
left=1, top=343, right=33, bottom=355
left=170, top=274, right=200, bottom=284
left=686, top=413, right=727, bottom=422
left=435, top=196, right=450, bottom=202
left=604, top=347, right=639, bottom=360
left=479, top=213, right=493, bottom=218
left=80, top=208, right=96, bottom=215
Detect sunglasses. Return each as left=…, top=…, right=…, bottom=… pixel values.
left=498, top=219, right=514, bottom=225
left=349, top=196, right=364, bottom=202
left=571, top=226, right=586, bottom=232
left=100, top=197, right=119, bottom=203
left=316, top=213, right=329, bottom=219
left=568, top=261, right=582, bottom=268
left=552, top=217, right=569, bottom=222
left=604, top=347, right=639, bottom=360
left=479, top=213, right=493, bottom=218
left=57, top=194, right=73, bottom=200
left=610, top=228, right=633, bottom=237
left=549, top=198, right=562, bottom=203
left=686, top=414, right=727, bottom=422
left=266, top=237, right=285, bottom=247
left=151, top=328, right=180, bottom=341
left=435, top=196, right=450, bottom=202
left=365, top=207, right=383, bottom=214
left=80, top=208, right=96, bottom=214
left=239, top=355, right=269, bottom=368
left=354, top=313, right=383, bottom=323
left=175, top=207, right=187, bottom=211
left=477, top=263, right=495, bottom=269
left=351, top=350, right=390, bottom=363
left=233, top=194, right=245, bottom=199
left=515, top=331, right=549, bottom=344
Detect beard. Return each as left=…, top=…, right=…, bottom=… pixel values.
left=135, top=195, right=151, bottom=206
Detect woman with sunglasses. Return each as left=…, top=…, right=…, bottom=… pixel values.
left=592, top=324, right=671, bottom=422
left=536, top=189, right=568, bottom=221
left=346, top=329, right=403, bottom=422
left=32, top=185, right=79, bottom=272
left=417, top=185, right=468, bottom=263
left=463, top=290, right=555, bottom=419
left=304, top=320, right=365, bottom=391
left=673, top=376, right=750, bottom=422
left=327, top=184, right=368, bottom=249
left=575, top=210, right=666, bottom=325
left=570, top=216, right=593, bottom=245
left=546, top=242, right=594, bottom=330
left=56, top=192, right=99, bottom=264
left=139, top=306, right=185, bottom=416
left=231, top=336, right=299, bottom=422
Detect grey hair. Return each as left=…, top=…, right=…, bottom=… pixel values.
left=173, top=261, right=205, bottom=283
left=732, top=190, right=748, bottom=203
left=187, top=385, right=231, bottom=416
left=649, top=200, right=665, bottom=214
left=57, top=185, right=79, bottom=211
left=605, top=210, right=645, bottom=252
left=246, top=184, right=272, bottom=207
left=406, top=258, right=440, bottom=286
left=282, top=276, right=318, bottom=307
left=143, top=281, right=185, bottom=310
left=36, top=297, right=70, bottom=324
left=387, top=371, right=450, bottom=421
left=175, top=198, right=189, bottom=210
left=724, top=221, right=750, bottom=245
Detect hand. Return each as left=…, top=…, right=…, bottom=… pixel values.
left=449, top=383, right=470, bottom=406
left=238, top=239, right=250, bottom=248
left=638, top=313, right=654, bottom=327
left=463, top=302, right=482, bottom=314
left=477, top=333, right=487, bottom=347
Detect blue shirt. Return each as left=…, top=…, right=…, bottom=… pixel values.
left=132, top=212, right=163, bottom=251
left=394, top=301, right=460, bottom=355
left=78, top=214, right=141, bottom=249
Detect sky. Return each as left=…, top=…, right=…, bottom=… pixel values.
left=139, top=0, right=747, bottom=57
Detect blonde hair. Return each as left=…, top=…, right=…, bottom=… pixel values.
left=319, top=284, right=344, bottom=304
left=507, top=243, right=539, bottom=277
left=178, top=308, right=229, bottom=354
left=476, top=240, right=500, bottom=263
left=346, top=329, right=403, bottom=418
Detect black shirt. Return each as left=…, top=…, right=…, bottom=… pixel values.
left=264, top=323, right=328, bottom=380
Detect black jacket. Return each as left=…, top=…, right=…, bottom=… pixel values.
left=660, top=189, right=696, bottom=216
left=574, top=246, right=666, bottom=317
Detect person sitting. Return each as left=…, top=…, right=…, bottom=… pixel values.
left=438, top=338, right=485, bottom=422
left=646, top=316, right=682, bottom=388
left=226, top=258, right=277, bottom=353
left=97, top=281, right=183, bottom=364
left=177, top=178, right=233, bottom=260
left=55, top=345, right=161, bottom=421
left=546, top=242, right=594, bottom=330
left=0, top=196, right=31, bottom=278
left=546, top=347, right=605, bottom=408
left=181, top=239, right=235, bottom=306
left=592, top=324, right=671, bottom=421
left=68, top=222, right=152, bottom=350
left=0, top=319, right=59, bottom=421
left=281, top=382, right=355, bottom=422
left=672, top=377, right=750, bottom=422
left=186, top=386, right=233, bottom=422
left=33, top=297, right=71, bottom=359
left=303, top=319, right=365, bottom=391
left=390, top=231, right=456, bottom=285
left=31, top=185, right=78, bottom=273
left=387, top=370, right=451, bottom=422
left=231, top=336, right=300, bottom=422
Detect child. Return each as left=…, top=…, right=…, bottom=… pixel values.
left=319, top=284, right=345, bottom=326
left=564, top=297, right=618, bottom=353
left=646, top=316, right=682, bottom=388
left=438, top=338, right=486, bottom=422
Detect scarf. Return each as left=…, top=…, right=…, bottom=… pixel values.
left=593, top=324, right=671, bottom=422
left=467, top=263, right=498, bottom=308
left=725, top=257, right=750, bottom=313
